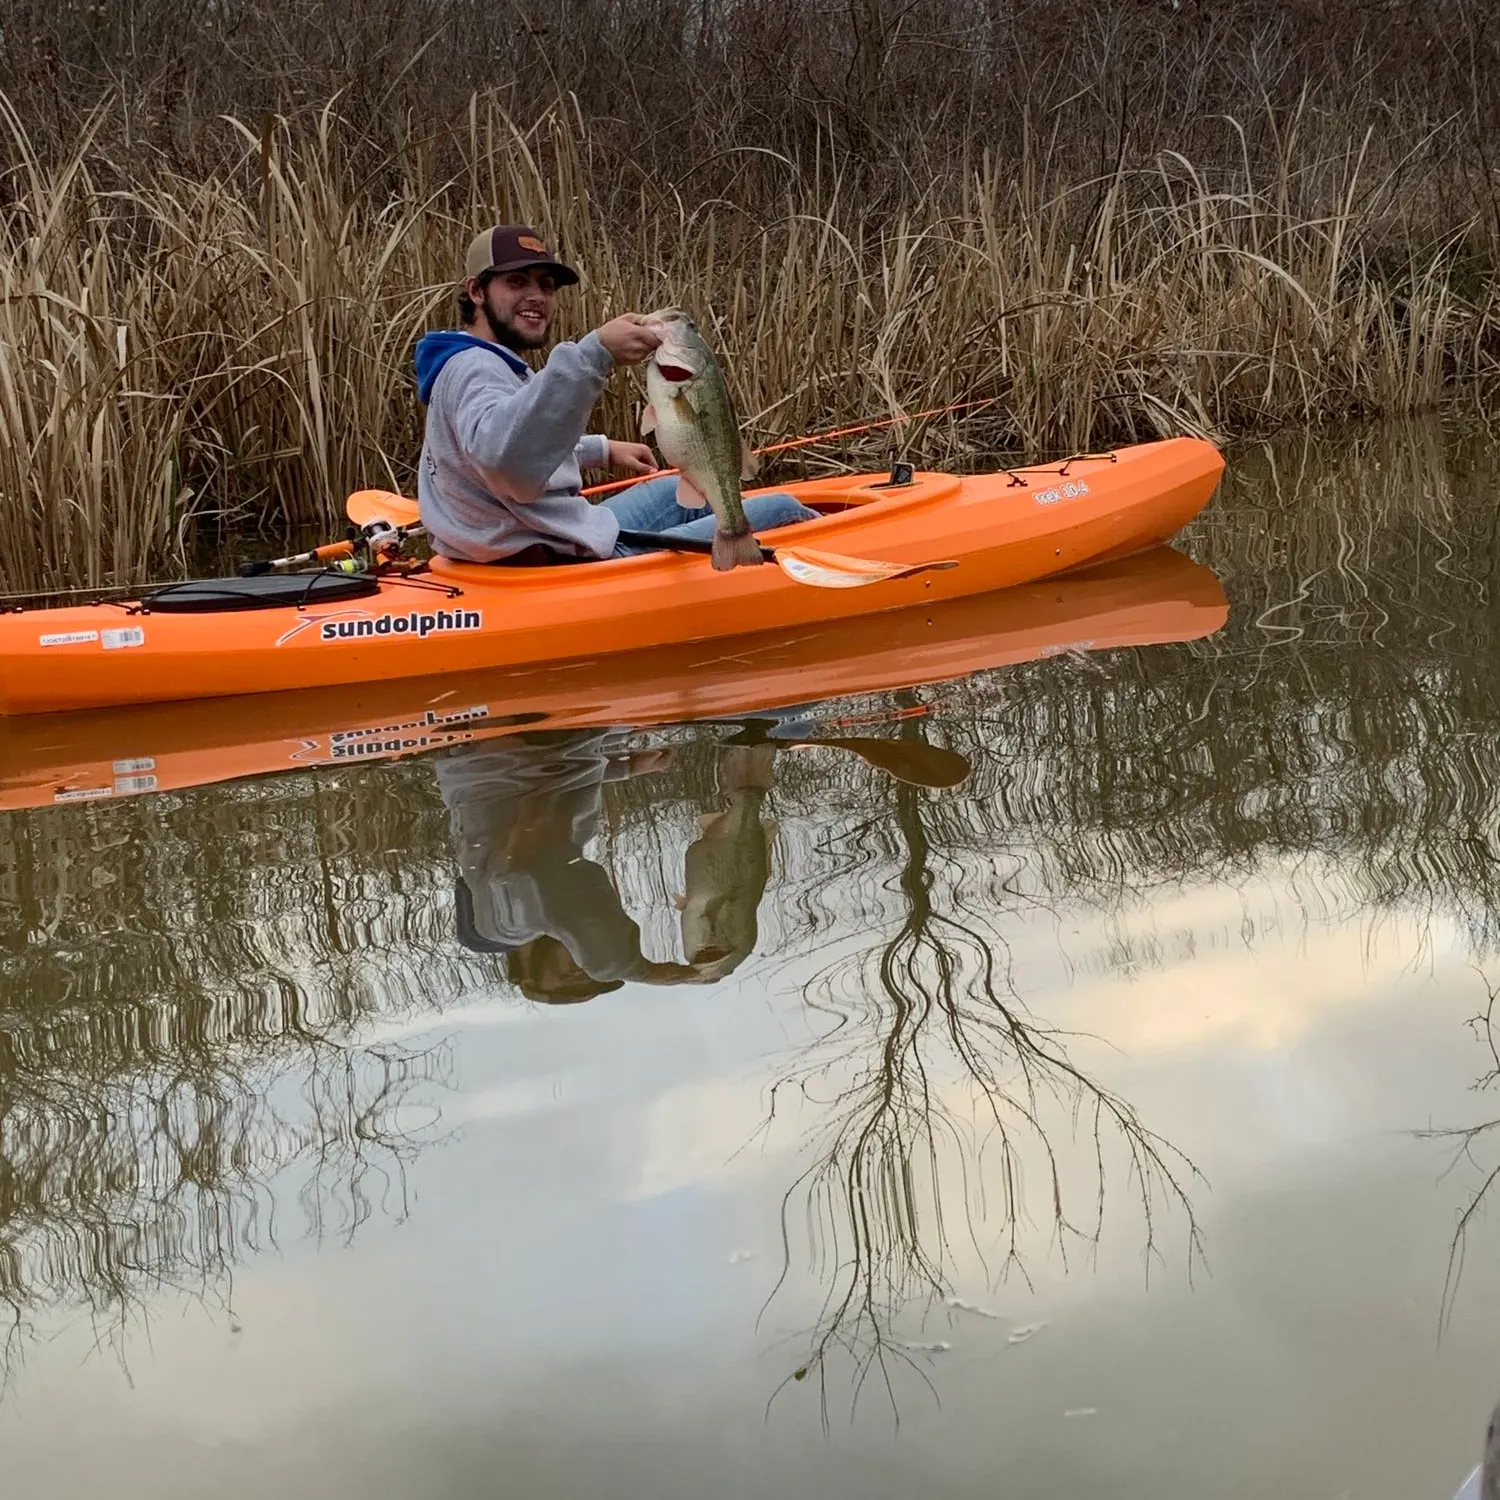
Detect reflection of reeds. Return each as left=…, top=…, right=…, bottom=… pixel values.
left=0, top=762, right=471, bottom=1376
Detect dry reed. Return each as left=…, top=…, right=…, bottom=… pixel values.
left=0, top=75, right=1497, bottom=589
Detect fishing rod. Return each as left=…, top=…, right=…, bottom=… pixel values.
left=238, top=516, right=425, bottom=576
left=580, top=396, right=1003, bottom=499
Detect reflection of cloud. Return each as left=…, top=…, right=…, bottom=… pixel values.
left=622, top=1074, right=784, bottom=1203
left=1054, top=872, right=1465, bottom=1058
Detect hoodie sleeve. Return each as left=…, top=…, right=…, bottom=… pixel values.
left=450, top=333, right=615, bottom=502
left=575, top=434, right=611, bottom=471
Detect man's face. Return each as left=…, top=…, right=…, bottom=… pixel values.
left=477, top=267, right=559, bottom=350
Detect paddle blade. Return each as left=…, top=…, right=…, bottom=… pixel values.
left=772, top=547, right=959, bottom=589
left=811, top=736, right=971, bottom=788
left=347, top=489, right=419, bottom=529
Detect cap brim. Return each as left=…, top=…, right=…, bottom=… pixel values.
left=485, top=257, right=580, bottom=288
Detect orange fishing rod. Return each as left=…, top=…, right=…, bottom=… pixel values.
left=580, top=396, right=1001, bottom=499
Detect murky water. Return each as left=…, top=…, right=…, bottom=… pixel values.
left=4, top=419, right=1500, bottom=1499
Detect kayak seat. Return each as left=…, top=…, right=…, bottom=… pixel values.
left=140, top=571, right=382, bottom=613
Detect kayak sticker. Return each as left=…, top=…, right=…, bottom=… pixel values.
left=276, top=607, right=483, bottom=647
left=53, top=785, right=113, bottom=802
left=102, top=626, right=146, bottom=650
left=1034, top=480, right=1090, bottom=506
left=112, top=757, right=156, bottom=774
left=40, top=630, right=99, bottom=647
left=329, top=732, right=467, bottom=760
left=329, top=705, right=491, bottom=745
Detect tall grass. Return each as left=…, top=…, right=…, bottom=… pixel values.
left=0, top=63, right=1498, bottom=587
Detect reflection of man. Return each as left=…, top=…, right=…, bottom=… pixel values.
left=436, top=731, right=700, bottom=1002
left=436, top=731, right=780, bottom=1001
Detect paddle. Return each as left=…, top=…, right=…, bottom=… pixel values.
left=720, top=719, right=970, bottom=788
left=785, top=734, right=971, bottom=787
left=615, top=529, right=957, bottom=590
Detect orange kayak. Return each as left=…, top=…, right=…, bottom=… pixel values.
left=0, top=438, right=1223, bottom=716
left=0, top=546, right=1227, bottom=810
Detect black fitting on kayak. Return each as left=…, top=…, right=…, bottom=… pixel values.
left=139, top=570, right=382, bottom=613
left=866, top=462, right=915, bottom=490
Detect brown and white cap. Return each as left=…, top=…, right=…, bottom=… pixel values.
left=464, top=225, right=579, bottom=287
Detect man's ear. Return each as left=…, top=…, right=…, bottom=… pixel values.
left=464, top=275, right=487, bottom=305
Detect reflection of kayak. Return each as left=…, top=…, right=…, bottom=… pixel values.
left=0, top=439, right=1222, bottom=714
left=0, top=545, right=1226, bottom=811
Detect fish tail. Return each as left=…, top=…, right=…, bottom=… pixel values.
left=711, top=526, right=766, bottom=571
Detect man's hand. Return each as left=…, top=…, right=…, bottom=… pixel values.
left=596, top=313, right=663, bottom=365
left=607, top=440, right=659, bottom=477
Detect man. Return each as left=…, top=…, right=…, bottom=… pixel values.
left=414, top=224, right=817, bottom=565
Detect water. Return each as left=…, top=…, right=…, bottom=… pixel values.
left=3, top=418, right=1500, bottom=1498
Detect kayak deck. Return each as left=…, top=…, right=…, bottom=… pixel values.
left=0, top=437, right=1224, bottom=715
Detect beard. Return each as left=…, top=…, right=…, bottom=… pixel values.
left=485, top=293, right=553, bottom=352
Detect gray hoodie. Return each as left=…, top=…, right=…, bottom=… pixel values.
left=416, top=331, right=620, bottom=562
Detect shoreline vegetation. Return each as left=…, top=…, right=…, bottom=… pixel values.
left=1, top=0, right=1499, bottom=589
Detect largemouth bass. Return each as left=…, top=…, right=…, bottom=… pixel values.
left=641, top=308, right=763, bottom=571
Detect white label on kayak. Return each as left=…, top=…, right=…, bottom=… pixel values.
left=1035, top=480, right=1090, bottom=506
left=101, top=626, right=146, bottom=650
left=113, top=773, right=158, bottom=795
left=40, top=630, right=99, bottom=647
left=53, top=785, right=113, bottom=802
left=112, top=757, right=156, bottom=774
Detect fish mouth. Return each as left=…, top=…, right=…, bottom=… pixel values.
left=655, top=362, right=695, bottom=382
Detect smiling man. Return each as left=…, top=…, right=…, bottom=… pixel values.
left=413, top=223, right=815, bottom=566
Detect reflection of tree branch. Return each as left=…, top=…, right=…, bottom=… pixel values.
left=1417, top=970, right=1500, bottom=1336
left=767, top=771, right=1204, bottom=1427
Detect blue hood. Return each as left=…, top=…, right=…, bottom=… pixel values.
left=413, top=331, right=529, bottom=404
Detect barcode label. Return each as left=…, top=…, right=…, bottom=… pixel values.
left=102, top=627, right=146, bottom=650
left=113, top=774, right=158, bottom=795
left=112, top=757, right=156, bottom=774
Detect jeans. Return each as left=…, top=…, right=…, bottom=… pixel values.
left=600, top=475, right=818, bottom=558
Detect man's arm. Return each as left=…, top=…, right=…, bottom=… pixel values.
left=452, top=315, right=664, bottom=502
left=453, top=334, right=614, bottom=502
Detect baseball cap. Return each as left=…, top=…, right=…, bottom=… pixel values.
left=464, top=225, right=579, bottom=287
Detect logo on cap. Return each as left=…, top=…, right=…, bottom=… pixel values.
left=517, top=235, right=547, bottom=253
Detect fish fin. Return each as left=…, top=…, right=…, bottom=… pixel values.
left=712, top=528, right=766, bottom=571
left=740, top=442, right=758, bottom=482
left=672, top=892, right=688, bottom=910
left=676, top=474, right=707, bottom=510
left=640, top=403, right=657, bottom=437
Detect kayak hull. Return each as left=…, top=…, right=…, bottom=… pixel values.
left=0, top=546, right=1227, bottom=809
left=0, top=438, right=1223, bottom=716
